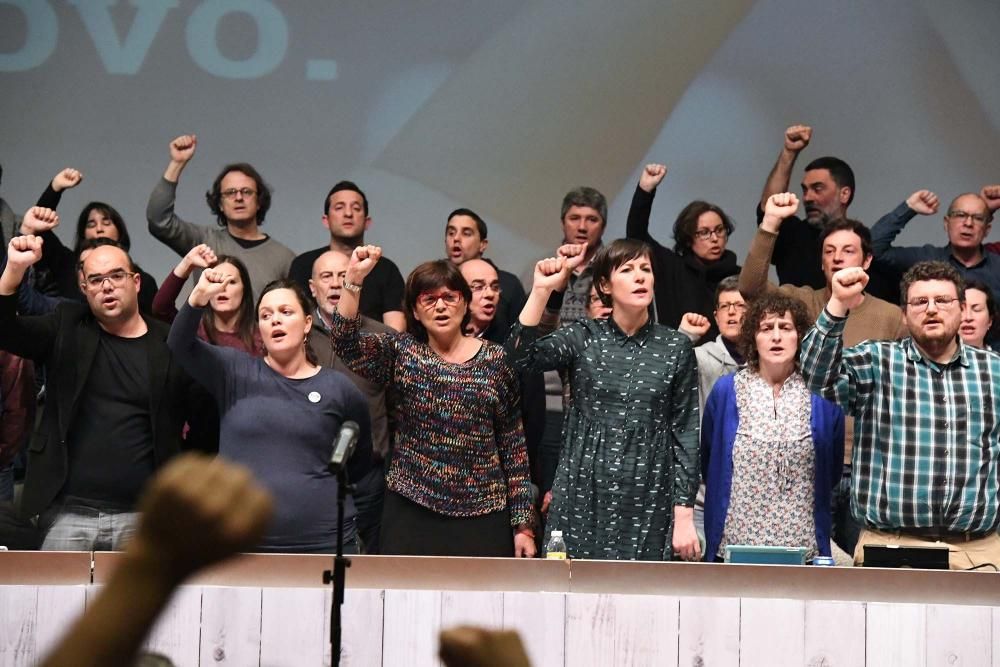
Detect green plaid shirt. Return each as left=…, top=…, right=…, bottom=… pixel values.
left=801, top=309, right=1000, bottom=533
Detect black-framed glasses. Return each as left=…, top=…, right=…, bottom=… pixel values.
left=947, top=210, right=989, bottom=225
left=220, top=188, right=257, bottom=199
left=83, top=269, right=135, bottom=290
left=716, top=301, right=746, bottom=313
left=693, top=225, right=728, bottom=241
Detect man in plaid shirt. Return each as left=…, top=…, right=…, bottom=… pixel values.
left=801, top=260, right=1000, bottom=569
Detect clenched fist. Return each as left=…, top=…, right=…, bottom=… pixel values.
left=638, top=163, right=667, bottom=193
left=784, top=125, right=812, bottom=153
left=906, top=190, right=939, bottom=216
left=51, top=168, right=83, bottom=193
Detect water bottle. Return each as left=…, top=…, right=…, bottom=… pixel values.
left=546, top=530, right=567, bottom=559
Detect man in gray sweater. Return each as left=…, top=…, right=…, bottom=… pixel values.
left=146, top=134, right=294, bottom=300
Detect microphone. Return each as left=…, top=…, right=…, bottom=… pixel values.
left=329, top=420, right=360, bottom=473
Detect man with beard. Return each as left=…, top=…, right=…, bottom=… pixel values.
left=307, top=249, right=391, bottom=553
left=756, top=125, right=854, bottom=289
left=801, top=261, right=1000, bottom=569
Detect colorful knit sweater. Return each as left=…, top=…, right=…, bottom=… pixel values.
left=331, top=311, right=535, bottom=528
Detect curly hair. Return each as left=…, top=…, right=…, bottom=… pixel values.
left=899, top=260, right=965, bottom=308
left=738, top=292, right=812, bottom=372
left=205, top=163, right=272, bottom=227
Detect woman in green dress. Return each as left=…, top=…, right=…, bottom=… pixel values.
left=508, top=239, right=701, bottom=561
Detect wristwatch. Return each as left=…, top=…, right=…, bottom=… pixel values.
left=342, top=278, right=362, bottom=293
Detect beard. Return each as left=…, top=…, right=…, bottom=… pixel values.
left=910, top=318, right=961, bottom=356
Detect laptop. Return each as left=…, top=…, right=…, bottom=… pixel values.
left=862, top=544, right=950, bottom=569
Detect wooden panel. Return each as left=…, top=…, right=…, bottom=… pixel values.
left=382, top=589, right=442, bottom=667
left=143, top=586, right=203, bottom=667
left=866, top=603, right=927, bottom=667
left=502, top=592, right=565, bottom=667
left=678, top=596, right=739, bottom=667
left=260, top=587, right=327, bottom=667
left=33, top=586, right=86, bottom=663
left=441, top=591, right=504, bottom=629
left=926, top=604, right=992, bottom=666
left=739, top=598, right=805, bottom=667
left=0, top=586, right=38, bottom=667
left=0, top=552, right=92, bottom=585
left=339, top=587, right=385, bottom=667
left=565, top=594, right=679, bottom=667
left=199, top=586, right=262, bottom=666
left=994, top=608, right=1000, bottom=667
left=804, top=600, right=865, bottom=667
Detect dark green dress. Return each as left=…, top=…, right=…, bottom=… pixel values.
left=508, top=318, right=700, bottom=560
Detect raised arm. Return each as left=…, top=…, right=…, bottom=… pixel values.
left=740, top=192, right=799, bottom=299
left=625, top=163, right=667, bottom=246
left=152, top=244, right=217, bottom=323
left=0, top=231, right=60, bottom=360
left=759, top=125, right=811, bottom=212
left=869, top=190, right=939, bottom=269
left=35, top=167, right=83, bottom=211
left=146, top=134, right=208, bottom=255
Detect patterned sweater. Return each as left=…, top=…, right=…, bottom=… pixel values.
left=330, top=311, right=535, bottom=528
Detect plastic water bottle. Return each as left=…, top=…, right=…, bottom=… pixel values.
left=546, top=530, right=567, bottom=559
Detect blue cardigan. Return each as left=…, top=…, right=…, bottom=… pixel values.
left=701, top=372, right=844, bottom=562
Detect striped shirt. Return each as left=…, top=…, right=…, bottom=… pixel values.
left=801, top=309, right=1000, bottom=533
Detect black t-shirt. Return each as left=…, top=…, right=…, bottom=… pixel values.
left=65, top=331, right=154, bottom=505
left=289, top=246, right=405, bottom=322
left=755, top=204, right=825, bottom=289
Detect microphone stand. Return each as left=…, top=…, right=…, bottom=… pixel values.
left=323, top=466, right=352, bottom=666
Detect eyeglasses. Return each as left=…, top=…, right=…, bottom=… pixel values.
left=417, top=291, right=462, bottom=309
left=947, top=210, right=990, bottom=225
left=83, top=269, right=135, bottom=290
left=906, top=296, right=961, bottom=312
left=716, top=301, right=746, bottom=313
left=220, top=188, right=257, bottom=199
left=469, top=281, right=502, bottom=294
left=693, top=225, right=729, bottom=241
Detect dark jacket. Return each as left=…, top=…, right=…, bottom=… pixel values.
left=0, top=294, right=196, bottom=518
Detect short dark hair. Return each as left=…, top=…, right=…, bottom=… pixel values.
left=964, top=278, right=998, bottom=343
left=899, top=260, right=966, bottom=308
left=560, top=187, right=607, bottom=225
left=403, top=260, right=472, bottom=341
left=591, top=238, right=652, bottom=307
left=738, top=292, right=812, bottom=372
left=73, top=201, right=131, bottom=255
left=324, top=180, right=369, bottom=217
left=818, top=217, right=872, bottom=258
left=804, top=157, right=856, bottom=206
left=256, top=279, right=319, bottom=366
left=672, top=200, right=735, bottom=255
left=204, top=255, right=257, bottom=352
left=714, top=275, right=741, bottom=306
left=447, top=208, right=488, bottom=240
left=205, top=163, right=273, bottom=227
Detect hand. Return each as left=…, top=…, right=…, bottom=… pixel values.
left=346, top=245, right=382, bottom=286
left=905, top=189, right=940, bottom=216
left=513, top=530, right=536, bottom=558
left=829, top=267, right=869, bottom=316
left=189, top=267, right=232, bottom=307
left=783, top=124, right=812, bottom=153
left=128, top=453, right=273, bottom=584
left=176, top=244, right=217, bottom=278
left=531, top=256, right=570, bottom=292
left=671, top=506, right=701, bottom=561
left=169, top=134, right=197, bottom=164
left=678, top=312, right=711, bottom=339
left=540, top=490, right=553, bottom=514
left=439, top=627, right=532, bottom=667
left=6, top=235, right=44, bottom=272
left=51, top=168, right=83, bottom=193
left=980, top=185, right=1000, bottom=213
left=761, top=192, right=800, bottom=231
left=557, top=242, right=588, bottom=274
left=638, top=163, right=667, bottom=193
left=19, top=206, right=60, bottom=235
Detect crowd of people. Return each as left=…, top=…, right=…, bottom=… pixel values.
left=0, top=124, right=999, bottom=569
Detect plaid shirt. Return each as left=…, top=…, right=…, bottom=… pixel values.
left=801, top=309, right=1000, bottom=533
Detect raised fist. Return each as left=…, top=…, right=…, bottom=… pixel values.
left=762, top=192, right=800, bottom=229
left=187, top=244, right=217, bottom=269
left=51, top=168, right=83, bottom=193
left=830, top=267, right=868, bottom=313
left=19, top=206, right=59, bottom=235
left=784, top=125, right=812, bottom=153
left=346, top=245, right=382, bottom=285
left=556, top=242, right=588, bottom=274
left=980, top=185, right=1000, bottom=213
left=169, top=134, right=197, bottom=163
left=531, top=256, right=569, bottom=292
left=905, top=190, right=940, bottom=216
left=678, top=312, right=711, bottom=339
left=6, top=235, right=44, bottom=271
left=189, top=267, right=232, bottom=307
left=638, top=163, right=667, bottom=193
